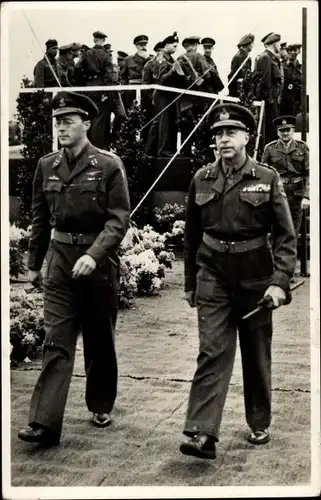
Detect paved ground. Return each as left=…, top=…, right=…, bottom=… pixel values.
left=10, top=260, right=312, bottom=488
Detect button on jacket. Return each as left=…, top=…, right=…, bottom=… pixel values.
left=28, top=142, right=131, bottom=271
left=184, top=156, right=296, bottom=293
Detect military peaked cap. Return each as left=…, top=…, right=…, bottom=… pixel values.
left=103, top=43, right=113, bottom=51
left=273, top=115, right=296, bottom=129
left=59, top=43, right=74, bottom=54
left=72, top=42, right=83, bottom=51
left=163, top=32, right=179, bottom=45
left=261, top=32, right=281, bottom=45
left=46, top=39, right=58, bottom=49
left=237, top=33, right=255, bottom=47
left=287, top=43, right=302, bottom=50
left=93, top=31, right=107, bottom=39
left=209, top=103, right=256, bottom=133
left=201, top=37, right=216, bottom=46
left=182, top=36, right=200, bottom=47
left=52, top=91, right=98, bottom=120
left=134, top=34, right=149, bottom=45
left=154, top=41, right=165, bottom=52
left=117, top=51, right=128, bottom=58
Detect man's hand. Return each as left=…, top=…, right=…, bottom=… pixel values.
left=185, top=290, right=196, bottom=308
left=72, top=255, right=97, bottom=279
left=263, top=285, right=286, bottom=308
left=28, top=270, right=42, bottom=287
left=301, top=197, right=310, bottom=209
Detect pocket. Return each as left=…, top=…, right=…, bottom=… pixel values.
left=240, top=192, right=270, bottom=207
left=43, top=181, right=63, bottom=213
left=78, top=178, right=106, bottom=210
left=195, top=192, right=218, bottom=206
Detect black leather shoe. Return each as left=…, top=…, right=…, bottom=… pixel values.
left=18, top=427, right=60, bottom=446
left=247, top=428, right=270, bottom=445
left=91, top=413, right=111, bottom=428
left=180, top=433, right=216, bottom=459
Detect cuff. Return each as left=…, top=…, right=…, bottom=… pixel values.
left=270, top=270, right=291, bottom=292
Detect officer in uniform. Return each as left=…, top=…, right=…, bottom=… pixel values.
left=200, top=37, right=224, bottom=95
left=117, top=51, right=129, bottom=72
left=34, top=39, right=60, bottom=88
left=228, top=34, right=255, bottom=98
left=280, top=44, right=302, bottom=117
left=253, top=33, right=283, bottom=145
left=180, top=103, right=296, bottom=459
left=58, top=43, right=76, bottom=87
left=261, top=115, right=309, bottom=238
left=143, top=41, right=165, bottom=156
left=120, top=35, right=151, bottom=112
left=78, top=31, right=111, bottom=92
left=155, top=31, right=183, bottom=156
left=18, top=91, right=131, bottom=446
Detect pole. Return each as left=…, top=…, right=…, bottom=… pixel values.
left=300, top=6, right=309, bottom=276
left=253, top=100, right=265, bottom=160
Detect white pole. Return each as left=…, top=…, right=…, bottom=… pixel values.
left=177, top=131, right=182, bottom=151
left=136, top=88, right=141, bottom=106
left=253, top=100, right=265, bottom=160
left=52, top=91, right=58, bottom=151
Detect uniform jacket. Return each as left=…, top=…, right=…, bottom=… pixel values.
left=254, top=49, right=282, bottom=103
left=261, top=139, right=309, bottom=198
left=281, top=59, right=302, bottom=114
left=28, top=142, right=131, bottom=271
left=142, top=53, right=165, bottom=84
left=120, top=53, right=151, bottom=84
left=58, top=58, right=75, bottom=87
left=33, top=57, right=60, bottom=88
left=184, top=156, right=296, bottom=293
left=228, top=48, right=252, bottom=97
left=204, top=54, right=224, bottom=93
left=177, top=51, right=211, bottom=89
left=79, top=45, right=112, bottom=85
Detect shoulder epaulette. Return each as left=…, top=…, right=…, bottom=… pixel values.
left=96, top=148, right=118, bottom=158
left=264, top=140, right=278, bottom=148
left=41, top=150, right=60, bottom=160
left=257, top=162, right=278, bottom=174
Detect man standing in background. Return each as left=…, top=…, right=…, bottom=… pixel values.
left=281, top=44, right=302, bottom=117
left=200, top=37, right=224, bottom=95
left=228, top=34, right=254, bottom=98
left=253, top=32, right=283, bottom=144
left=34, top=39, right=60, bottom=88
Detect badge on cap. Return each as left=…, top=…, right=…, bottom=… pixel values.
left=282, top=119, right=287, bottom=125
left=58, top=97, right=66, bottom=108
left=219, top=109, right=230, bottom=120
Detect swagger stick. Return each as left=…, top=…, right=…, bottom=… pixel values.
left=130, top=53, right=252, bottom=218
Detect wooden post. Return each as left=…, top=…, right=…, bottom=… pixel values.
left=299, top=6, right=309, bottom=276
left=52, top=91, right=58, bottom=151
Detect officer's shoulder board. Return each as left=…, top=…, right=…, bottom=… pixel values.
left=256, top=161, right=278, bottom=174
left=295, top=139, right=309, bottom=149
left=41, top=150, right=60, bottom=160
left=264, top=140, right=278, bottom=149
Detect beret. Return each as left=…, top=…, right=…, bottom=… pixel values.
left=262, top=32, right=281, bottom=45
left=52, top=91, right=98, bottom=120
left=201, top=37, right=216, bottom=46
left=93, top=31, right=107, bottom=39
left=153, top=41, right=165, bottom=52
left=273, top=115, right=296, bottom=129
left=134, top=34, right=149, bottom=45
left=237, top=33, right=255, bottom=47
left=287, top=43, right=302, bottom=50
left=46, top=39, right=58, bottom=49
left=209, top=103, right=256, bottom=133
left=163, top=32, right=179, bottom=45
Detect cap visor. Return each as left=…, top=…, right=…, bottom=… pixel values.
left=211, top=120, right=248, bottom=130
left=53, top=107, right=90, bottom=118
left=277, top=125, right=293, bottom=130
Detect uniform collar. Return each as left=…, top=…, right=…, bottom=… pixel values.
left=202, top=155, right=260, bottom=179
left=277, top=138, right=297, bottom=153
left=264, top=48, right=280, bottom=62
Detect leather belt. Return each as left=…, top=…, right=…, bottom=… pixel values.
left=281, top=176, right=303, bottom=185
left=53, top=229, right=98, bottom=245
left=203, top=233, right=268, bottom=254
left=129, top=79, right=142, bottom=84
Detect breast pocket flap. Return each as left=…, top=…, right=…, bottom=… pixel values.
left=43, top=181, right=62, bottom=192
left=240, top=192, right=270, bottom=207
left=195, top=192, right=217, bottom=206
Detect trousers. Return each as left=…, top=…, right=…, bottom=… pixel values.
left=184, top=240, right=273, bottom=440
left=28, top=241, right=118, bottom=437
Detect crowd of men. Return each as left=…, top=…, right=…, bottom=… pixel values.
left=33, top=30, right=303, bottom=156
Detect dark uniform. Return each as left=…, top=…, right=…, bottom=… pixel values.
left=254, top=33, right=283, bottom=145
left=181, top=104, right=296, bottom=456
left=34, top=39, right=60, bottom=88
left=120, top=35, right=151, bottom=113
left=261, top=116, right=309, bottom=237
left=24, top=92, right=130, bottom=442
left=142, top=42, right=165, bottom=156
left=228, top=34, right=254, bottom=98
left=281, top=52, right=302, bottom=117
left=58, top=44, right=76, bottom=87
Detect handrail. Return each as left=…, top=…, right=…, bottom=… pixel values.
left=18, top=84, right=263, bottom=107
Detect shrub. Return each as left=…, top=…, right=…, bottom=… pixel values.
left=10, top=287, right=45, bottom=365
left=164, top=220, right=185, bottom=251
left=153, top=203, right=186, bottom=234
left=9, top=224, right=30, bottom=279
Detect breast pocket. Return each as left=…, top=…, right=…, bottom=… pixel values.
left=43, top=181, right=63, bottom=214
left=78, top=178, right=107, bottom=213
left=239, top=192, right=270, bottom=228
left=195, top=191, right=221, bottom=227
